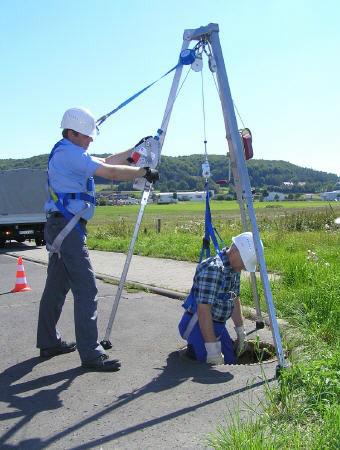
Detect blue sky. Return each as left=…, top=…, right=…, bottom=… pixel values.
left=1, top=0, right=339, bottom=176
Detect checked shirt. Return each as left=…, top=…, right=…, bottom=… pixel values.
left=187, top=247, right=240, bottom=323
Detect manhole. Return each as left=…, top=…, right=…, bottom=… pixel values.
left=178, top=340, right=277, bottom=366
left=236, top=340, right=276, bottom=365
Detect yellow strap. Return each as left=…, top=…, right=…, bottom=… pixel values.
left=48, top=186, right=58, bottom=202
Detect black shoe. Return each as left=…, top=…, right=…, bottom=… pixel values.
left=40, top=341, right=77, bottom=358
left=82, top=354, right=121, bottom=372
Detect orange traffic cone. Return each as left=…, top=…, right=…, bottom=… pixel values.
left=11, top=256, right=32, bottom=293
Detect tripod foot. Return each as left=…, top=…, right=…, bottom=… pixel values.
left=256, top=320, right=265, bottom=330
left=100, top=340, right=112, bottom=350
left=275, top=364, right=288, bottom=379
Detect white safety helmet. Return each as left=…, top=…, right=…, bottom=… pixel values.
left=60, top=107, right=98, bottom=138
left=232, top=231, right=263, bottom=272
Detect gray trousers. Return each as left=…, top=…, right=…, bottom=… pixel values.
left=37, top=215, right=105, bottom=363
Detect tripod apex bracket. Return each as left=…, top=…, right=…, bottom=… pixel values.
left=183, top=23, right=219, bottom=41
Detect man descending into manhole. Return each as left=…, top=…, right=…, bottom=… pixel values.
left=36, top=107, right=159, bottom=372
left=178, top=232, right=263, bottom=365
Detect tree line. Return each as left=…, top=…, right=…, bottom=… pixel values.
left=0, top=153, right=338, bottom=193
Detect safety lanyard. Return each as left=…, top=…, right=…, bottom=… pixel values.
left=95, top=45, right=203, bottom=128
left=198, top=65, right=224, bottom=262
left=199, top=181, right=224, bottom=262
left=96, top=63, right=180, bottom=127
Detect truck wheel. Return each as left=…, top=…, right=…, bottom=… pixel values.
left=0, top=239, right=5, bottom=248
left=35, top=238, right=45, bottom=246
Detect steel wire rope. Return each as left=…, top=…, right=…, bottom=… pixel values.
left=209, top=70, right=246, bottom=184
left=200, top=68, right=209, bottom=165
left=161, top=65, right=192, bottom=130
left=210, top=71, right=246, bottom=129
left=199, top=60, right=226, bottom=254
left=203, top=39, right=247, bottom=128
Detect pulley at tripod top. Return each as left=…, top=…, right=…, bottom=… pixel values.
left=179, top=48, right=196, bottom=65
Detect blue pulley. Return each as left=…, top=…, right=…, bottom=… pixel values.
left=180, top=49, right=196, bottom=65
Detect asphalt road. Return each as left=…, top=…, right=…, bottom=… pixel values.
left=0, top=247, right=277, bottom=449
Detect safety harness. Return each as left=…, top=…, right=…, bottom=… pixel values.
left=181, top=176, right=225, bottom=338
left=46, top=140, right=96, bottom=257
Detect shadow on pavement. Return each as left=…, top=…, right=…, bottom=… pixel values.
left=0, top=357, right=84, bottom=449
left=27, top=351, right=273, bottom=450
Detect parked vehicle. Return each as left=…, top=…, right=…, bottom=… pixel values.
left=0, top=169, right=47, bottom=247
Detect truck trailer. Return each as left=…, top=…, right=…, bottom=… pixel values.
left=0, top=168, right=47, bottom=248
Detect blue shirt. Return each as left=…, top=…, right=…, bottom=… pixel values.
left=45, top=138, right=101, bottom=220
left=187, top=247, right=241, bottom=322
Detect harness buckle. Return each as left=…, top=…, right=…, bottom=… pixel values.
left=202, top=236, right=210, bottom=250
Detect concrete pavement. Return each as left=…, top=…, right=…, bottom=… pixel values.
left=3, top=243, right=196, bottom=297
left=3, top=242, right=275, bottom=299
left=0, top=244, right=278, bottom=449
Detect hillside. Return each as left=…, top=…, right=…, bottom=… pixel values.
left=0, top=153, right=338, bottom=193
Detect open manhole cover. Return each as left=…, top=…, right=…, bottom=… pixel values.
left=236, top=340, right=276, bottom=365
left=178, top=340, right=276, bottom=366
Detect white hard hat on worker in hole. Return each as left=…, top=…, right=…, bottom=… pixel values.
left=232, top=231, right=263, bottom=272
left=61, top=107, right=98, bottom=138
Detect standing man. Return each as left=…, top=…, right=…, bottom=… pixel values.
left=178, top=232, right=262, bottom=365
left=37, top=107, right=159, bottom=372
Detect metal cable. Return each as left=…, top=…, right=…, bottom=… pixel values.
left=200, top=69, right=208, bottom=161
left=162, top=66, right=192, bottom=127
left=211, top=72, right=246, bottom=129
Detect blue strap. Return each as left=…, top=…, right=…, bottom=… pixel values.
left=53, top=194, right=85, bottom=236
left=182, top=287, right=197, bottom=312
left=48, top=140, right=63, bottom=163
left=60, top=192, right=96, bottom=203
left=96, top=63, right=181, bottom=127
left=199, top=182, right=222, bottom=262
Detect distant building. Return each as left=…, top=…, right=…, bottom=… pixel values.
left=177, top=190, right=214, bottom=202
left=320, top=190, right=340, bottom=201
left=263, top=191, right=286, bottom=201
left=154, top=193, right=178, bottom=204
left=154, top=190, right=215, bottom=204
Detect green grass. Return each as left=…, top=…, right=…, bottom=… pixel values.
left=91, top=200, right=337, bottom=223
left=88, top=202, right=340, bottom=264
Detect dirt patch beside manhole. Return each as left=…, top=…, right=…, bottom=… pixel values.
left=236, top=340, right=276, bottom=365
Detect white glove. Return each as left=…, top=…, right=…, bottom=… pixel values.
left=234, top=326, right=247, bottom=356
left=205, top=341, right=224, bottom=365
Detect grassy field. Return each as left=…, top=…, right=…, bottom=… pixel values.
left=91, top=200, right=335, bottom=222
left=87, top=200, right=340, bottom=449
left=88, top=200, right=340, bottom=263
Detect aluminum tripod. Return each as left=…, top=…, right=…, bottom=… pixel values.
left=100, top=37, right=191, bottom=350
left=101, top=23, right=287, bottom=373
left=229, top=146, right=265, bottom=329
left=199, top=23, right=286, bottom=370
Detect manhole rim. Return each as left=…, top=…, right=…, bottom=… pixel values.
left=178, top=340, right=279, bottom=367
